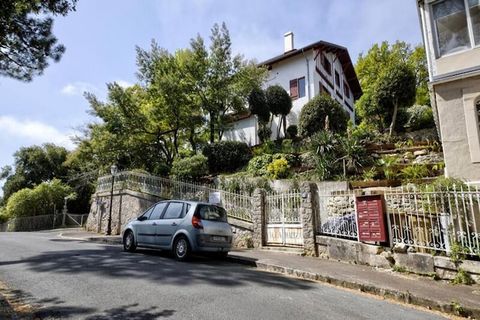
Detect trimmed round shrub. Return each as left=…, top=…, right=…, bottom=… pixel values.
left=298, top=95, right=349, bottom=137
left=286, top=125, right=298, bottom=138
left=248, top=87, right=270, bottom=123
left=170, top=154, right=208, bottom=180
left=202, top=141, right=252, bottom=174
left=265, top=85, right=292, bottom=116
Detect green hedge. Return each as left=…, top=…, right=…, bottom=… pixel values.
left=4, top=179, right=73, bottom=218
left=202, top=141, right=252, bottom=173
left=170, top=154, right=208, bottom=180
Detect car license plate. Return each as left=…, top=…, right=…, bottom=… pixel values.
left=212, top=236, right=225, bottom=242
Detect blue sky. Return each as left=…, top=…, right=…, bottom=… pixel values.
left=0, top=0, right=422, bottom=184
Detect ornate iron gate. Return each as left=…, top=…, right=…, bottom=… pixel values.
left=265, top=192, right=303, bottom=246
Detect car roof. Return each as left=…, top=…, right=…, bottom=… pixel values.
left=161, top=200, right=217, bottom=206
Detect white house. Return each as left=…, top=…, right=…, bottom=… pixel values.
left=223, top=32, right=362, bottom=146
left=417, top=0, right=480, bottom=183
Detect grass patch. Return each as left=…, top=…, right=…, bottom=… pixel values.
left=451, top=268, right=474, bottom=285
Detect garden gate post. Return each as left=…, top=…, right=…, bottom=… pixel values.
left=300, top=182, right=318, bottom=256
left=252, top=188, right=266, bottom=248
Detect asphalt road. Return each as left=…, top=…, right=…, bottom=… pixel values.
left=0, top=231, right=448, bottom=320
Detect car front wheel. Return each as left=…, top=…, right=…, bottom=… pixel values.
left=123, top=230, right=136, bottom=252
left=173, top=236, right=190, bottom=261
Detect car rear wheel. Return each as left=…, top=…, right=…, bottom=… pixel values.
left=123, top=230, right=136, bottom=252
left=173, top=236, right=190, bottom=261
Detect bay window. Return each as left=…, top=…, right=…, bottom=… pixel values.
left=431, top=0, right=480, bottom=57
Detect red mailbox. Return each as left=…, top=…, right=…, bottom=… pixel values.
left=355, top=194, right=386, bottom=242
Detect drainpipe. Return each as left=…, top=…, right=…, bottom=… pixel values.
left=301, top=48, right=311, bottom=100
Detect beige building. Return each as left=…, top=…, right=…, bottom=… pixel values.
left=417, top=0, right=480, bottom=183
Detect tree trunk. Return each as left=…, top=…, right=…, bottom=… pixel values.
left=189, top=128, right=196, bottom=153
left=209, top=111, right=215, bottom=143
left=388, top=100, right=398, bottom=138
left=282, top=114, right=287, bottom=138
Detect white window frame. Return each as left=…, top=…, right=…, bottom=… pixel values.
left=430, top=0, right=480, bottom=58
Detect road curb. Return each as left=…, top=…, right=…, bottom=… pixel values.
left=226, top=254, right=479, bottom=319
left=86, top=237, right=122, bottom=245
left=59, top=233, right=122, bottom=245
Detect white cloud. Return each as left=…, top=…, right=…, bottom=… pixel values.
left=115, top=80, right=133, bottom=88
left=61, top=81, right=98, bottom=96
left=0, top=116, right=75, bottom=150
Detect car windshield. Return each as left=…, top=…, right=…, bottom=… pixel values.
left=196, top=205, right=227, bottom=222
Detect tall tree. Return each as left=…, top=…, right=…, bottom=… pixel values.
left=355, top=41, right=428, bottom=131
left=0, top=0, right=77, bottom=81
left=136, top=43, right=205, bottom=155
left=374, top=63, right=416, bottom=137
left=1, top=143, right=68, bottom=203
left=188, top=23, right=267, bottom=143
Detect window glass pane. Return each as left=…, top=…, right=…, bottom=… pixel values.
left=322, top=55, right=331, bottom=75
left=181, top=204, right=191, bottom=218
left=140, top=206, right=154, bottom=219
left=433, top=0, right=470, bottom=56
left=289, top=79, right=298, bottom=98
left=469, top=0, right=480, bottom=45
left=343, top=81, right=350, bottom=98
left=163, top=202, right=183, bottom=219
left=150, top=202, right=167, bottom=220
left=298, top=77, right=306, bottom=98
left=335, top=71, right=340, bottom=86
left=197, top=205, right=227, bottom=222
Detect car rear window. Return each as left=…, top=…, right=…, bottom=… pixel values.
left=196, top=205, right=227, bottom=222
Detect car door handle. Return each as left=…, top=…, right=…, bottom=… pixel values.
left=152, top=222, right=157, bottom=226
left=171, top=222, right=177, bottom=226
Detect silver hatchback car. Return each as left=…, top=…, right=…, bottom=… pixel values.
left=122, top=200, right=233, bottom=260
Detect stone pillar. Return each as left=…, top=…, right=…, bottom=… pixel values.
left=252, top=188, right=266, bottom=248
left=300, top=182, right=318, bottom=256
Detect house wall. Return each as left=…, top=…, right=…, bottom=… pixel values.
left=266, top=52, right=314, bottom=139
left=418, top=1, right=480, bottom=183
left=224, top=47, right=356, bottom=145
left=313, top=50, right=355, bottom=120
left=433, top=75, right=480, bottom=182
left=222, top=115, right=258, bottom=146
left=419, top=1, right=480, bottom=80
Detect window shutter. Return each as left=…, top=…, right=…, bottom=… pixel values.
left=290, top=79, right=298, bottom=98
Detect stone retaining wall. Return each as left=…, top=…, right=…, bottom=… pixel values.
left=316, top=235, right=480, bottom=282
left=87, top=189, right=255, bottom=247
left=86, top=190, right=162, bottom=235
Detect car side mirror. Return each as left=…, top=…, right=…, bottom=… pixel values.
left=137, top=216, right=147, bottom=221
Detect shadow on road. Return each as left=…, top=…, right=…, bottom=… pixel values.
left=1, top=285, right=175, bottom=319
left=0, top=244, right=314, bottom=291
left=85, top=303, right=175, bottom=320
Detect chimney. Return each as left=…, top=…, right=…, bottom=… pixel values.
left=284, top=32, right=294, bottom=53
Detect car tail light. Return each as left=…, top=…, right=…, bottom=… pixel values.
left=192, top=214, right=203, bottom=229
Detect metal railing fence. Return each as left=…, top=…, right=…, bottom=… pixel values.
left=317, top=190, right=358, bottom=240
left=0, top=213, right=89, bottom=232
left=96, top=171, right=254, bottom=222
left=385, top=185, right=480, bottom=256
left=265, top=191, right=302, bottom=224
